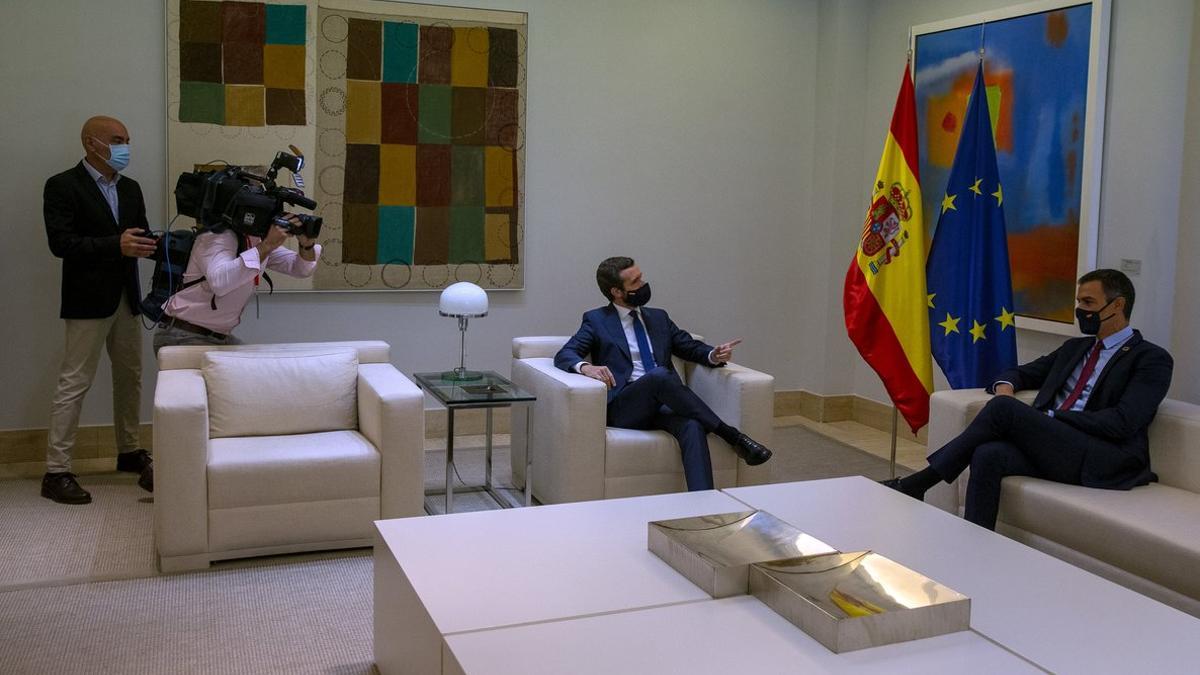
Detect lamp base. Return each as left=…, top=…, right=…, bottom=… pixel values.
left=441, top=367, right=485, bottom=382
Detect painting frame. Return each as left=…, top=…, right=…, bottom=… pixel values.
left=912, top=0, right=1110, bottom=335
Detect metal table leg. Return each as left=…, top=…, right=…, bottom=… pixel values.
left=524, top=403, right=533, bottom=507
left=485, top=407, right=493, bottom=489
left=446, top=408, right=455, bottom=514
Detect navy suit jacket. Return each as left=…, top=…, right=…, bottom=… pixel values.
left=555, top=305, right=719, bottom=403
left=987, top=330, right=1173, bottom=488
left=44, top=162, right=147, bottom=319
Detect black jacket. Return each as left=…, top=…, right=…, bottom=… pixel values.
left=44, top=161, right=146, bottom=319
left=988, top=330, right=1173, bottom=488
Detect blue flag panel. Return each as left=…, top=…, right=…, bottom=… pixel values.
left=927, top=63, right=1018, bottom=389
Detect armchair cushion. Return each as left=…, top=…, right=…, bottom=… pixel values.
left=604, top=428, right=737, bottom=478
left=202, top=349, right=359, bottom=438
left=207, top=430, right=380, bottom=509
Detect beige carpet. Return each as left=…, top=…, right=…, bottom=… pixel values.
left=0, top=472, right=156, bottom=591
left=0, top=424, right=900, bottom=674
left=0, top=554, right=373, bottom=675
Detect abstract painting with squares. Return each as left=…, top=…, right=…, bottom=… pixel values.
left=178, top=0, right=307, bottom=126
left=313, top=5, right=526, bottom=291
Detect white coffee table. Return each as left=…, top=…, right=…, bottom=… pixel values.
left=443, top=595, right=1039, bottom=675
left=375, top=478, right=1200, bottom=674
left=374, top=490, right=749, bottom=674
left=725, top=476, right=1200, bottom=673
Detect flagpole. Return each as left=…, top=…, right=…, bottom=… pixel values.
left=890, top=408, right=898, bottom=479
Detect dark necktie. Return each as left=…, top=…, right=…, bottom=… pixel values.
left=1058, top=340, right=1103, bottom=412
left=630, top=310, right=657, bottom=373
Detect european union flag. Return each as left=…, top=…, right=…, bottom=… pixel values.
left=927, top=63, right=1017, bottom=389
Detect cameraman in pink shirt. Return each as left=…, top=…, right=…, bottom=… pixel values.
left=152, top=218, right=320, bottom=352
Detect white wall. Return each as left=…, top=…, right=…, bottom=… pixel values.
left=848, top=0, right=1196, bottom=405
left=5, top=0, right=1197, bottom=434
left=1170, top=0, right=1200, bottom=403
left=0, top=0, right=817, bottom=429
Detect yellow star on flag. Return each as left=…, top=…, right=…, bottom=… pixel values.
left=992, top=183, right=1003, bottom=206
left=927, top=293, right=936, bottom=308
left=941, top=192, right=957, bottom=214
left=969, top=178, right=983, bottom=196
left=938, top=312, right=961, bottom=336
left=995, top=307, right=1016, bottom=331
left=970, top=320, right=988, bottom=343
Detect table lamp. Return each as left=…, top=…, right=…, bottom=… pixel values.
left=439, top=281, right=489, bottom=381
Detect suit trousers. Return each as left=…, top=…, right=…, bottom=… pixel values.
left=47, top=295, right=142, bottom=473
left=927, top=395, right=1110, bottom=530
left=606, top=367, right=723, bottom=491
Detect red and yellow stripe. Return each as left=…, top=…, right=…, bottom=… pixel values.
left=843, top=63, right=933, bottom=432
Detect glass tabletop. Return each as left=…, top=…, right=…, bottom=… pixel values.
left=413, top=370, right=536, bottom=407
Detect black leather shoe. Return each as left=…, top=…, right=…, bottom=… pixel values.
left=41, top=472, right=92, bottom=504
left=732, top=433, right=773, bottom=466
left=137, top=463, right=154, bottom=493
left=117, top=449, right=153, bottom=473
left=879, top=477, right=923, bottom=501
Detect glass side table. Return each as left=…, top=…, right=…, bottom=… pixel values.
left=413, top=371, right=536, bottom=514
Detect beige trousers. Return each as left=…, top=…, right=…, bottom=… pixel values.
left=47, top=295, right=143, bottom=473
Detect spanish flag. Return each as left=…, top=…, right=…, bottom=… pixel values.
left=843, top=63, right=932, bottom=432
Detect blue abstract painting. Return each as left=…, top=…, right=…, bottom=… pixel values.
left=915, top=4, right=1094, bottom=323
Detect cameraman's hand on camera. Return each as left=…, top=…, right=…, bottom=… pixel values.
left=120, top=229, right=157, bottom=258
left=255, top=224, right=290, bottom=259
left=280, top=213, right=318, bottom=261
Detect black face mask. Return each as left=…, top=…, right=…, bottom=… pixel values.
left=1076, top=298, right=1118, bottom=335
left=622, top=283, right=652, bottom=307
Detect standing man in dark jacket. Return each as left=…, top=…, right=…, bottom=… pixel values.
left=883, top=269, right=1174, bottom=529
left=42, top=115, right=157, bottom=503
left=554, top=256, right=773, bottom=492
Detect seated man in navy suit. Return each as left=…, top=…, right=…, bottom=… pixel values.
left=555, top=256, right=772, bottom=491
left=884, top=269, right=1174, bottom=530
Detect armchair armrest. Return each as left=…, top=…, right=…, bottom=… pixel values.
left=510, top=357, right=608, bottom=504
left=153, top=369, right=209, bottom=563
left=925, top=388, right=1036, bottom=514
left=687, top=362, right=775, bottom=486
left=358, top=363, right=425, bottom=519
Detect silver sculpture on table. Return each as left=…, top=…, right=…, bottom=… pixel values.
left=648, top=511, right=971, bottom=653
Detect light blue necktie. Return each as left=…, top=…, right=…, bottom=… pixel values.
left=630, top=310, right=657, bottom=373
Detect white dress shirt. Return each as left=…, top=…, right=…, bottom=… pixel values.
left=81, top=159, right=120, bottom=222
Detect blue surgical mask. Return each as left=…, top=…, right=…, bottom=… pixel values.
left=93, top=137, right=131, bottom=172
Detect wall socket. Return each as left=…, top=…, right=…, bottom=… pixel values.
left=1120, top=258, right=1142, bottom=275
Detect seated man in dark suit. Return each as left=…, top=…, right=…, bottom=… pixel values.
left=884, top=269, right=1173, bottom=530
left=555, top=256, right=772, bottom=491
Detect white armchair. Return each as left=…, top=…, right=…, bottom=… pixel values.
left=508, top=336, right=774, bottom=504
left=153, top=341, right=425, bottom=572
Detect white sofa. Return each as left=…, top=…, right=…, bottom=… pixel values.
left=508, top=336, right=774, bottom=504
left=926, top=389, right=1200, bottom=618
left=153, top=341, right=425, bottom=572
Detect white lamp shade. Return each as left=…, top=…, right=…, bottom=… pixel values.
left=439, top=282, right=489, bottom=317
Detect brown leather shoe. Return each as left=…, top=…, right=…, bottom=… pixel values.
left=41, top=472, right=92, bottom=505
